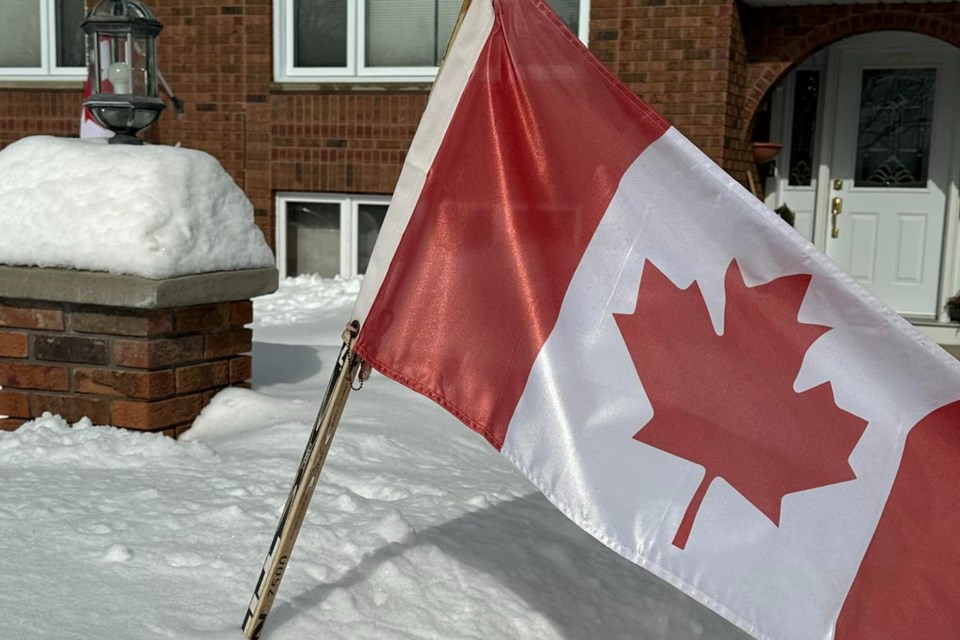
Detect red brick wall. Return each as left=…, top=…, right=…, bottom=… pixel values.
left=149, top=0, right=272, bottom=237
left=269, top=92, right=426, bottom=194
left=0, top=90, right=79, bottom=145
left=591, top=0, right=746, bottom=168
left=0, top=299, right=253, bottom=436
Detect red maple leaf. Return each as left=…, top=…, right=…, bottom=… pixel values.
left=614, top=260, right=867, bottom=549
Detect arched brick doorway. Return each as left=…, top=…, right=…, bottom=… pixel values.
left=754, top=28, right=960, bottom=328
left=742, top=6, right=960, bottom=132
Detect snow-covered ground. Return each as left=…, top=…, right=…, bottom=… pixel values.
left=0, top=275, right=748, bottom=640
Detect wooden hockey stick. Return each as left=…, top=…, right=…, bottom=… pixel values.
left=241, top=323, right=363, bottom=639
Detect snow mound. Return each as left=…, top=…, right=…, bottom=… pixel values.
left=0, top=413, right=218, bottom=468
left=254, top=274, right=362, bottom=327
left=185, top=386, right=315, bottom=441
left=0, top=136, right=275, bottom=278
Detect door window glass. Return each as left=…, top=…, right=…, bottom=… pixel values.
left=788, top=70, right=820, bottom=187
left=855, top=68, right=936, bottom=188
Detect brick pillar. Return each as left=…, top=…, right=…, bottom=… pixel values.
left=0, top=266, right=276, bottom=437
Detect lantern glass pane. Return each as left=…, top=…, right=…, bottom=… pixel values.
left=95, top=105, right=159, bottom=132
left=146, top=40, right=159, bottom=95
left=133, top=108, right=158, bottom=129
left=130, top=36, right=151, bottom=96
left=98, top=106, right=133, bottom=129
left=102, top=35, right=134, bottom=94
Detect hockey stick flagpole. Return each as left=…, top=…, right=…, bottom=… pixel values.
left=241, top=322, right=364, bottom=639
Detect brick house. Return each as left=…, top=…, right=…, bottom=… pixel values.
left=2, top=0, right=960, bottom=351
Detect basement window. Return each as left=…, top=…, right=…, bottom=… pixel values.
left=276, top=193, right=391, bottom=278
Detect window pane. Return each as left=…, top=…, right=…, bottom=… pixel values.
left=56, top=0, right=86, bottom=67
left=295, top=0, right=347, bottom=68
left=366, top=0, right=440, bottom=68
left=287, top=202, right=341, bottom=277
left=546, top=0, right=580, bottom=35
left=435, top=0, right=461, bottom=64
left=0, top=0, right=42, bottom=67
left=788, top=70, right=820, bottom=187
left=855, top=68, right=936, bottom=189
left=357, top=204, right=388, bottom=274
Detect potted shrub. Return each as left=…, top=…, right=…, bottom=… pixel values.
left=774, top=203, right=795, bottom=228
left=946, top=293, right=960, bottom=322
left=752, top=142, right=783, bottom=164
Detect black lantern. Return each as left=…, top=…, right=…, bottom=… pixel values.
left=82, top=0, right=165, bottom=145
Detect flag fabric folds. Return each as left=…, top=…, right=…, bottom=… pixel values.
left=351, top=1, right=960, bottom=638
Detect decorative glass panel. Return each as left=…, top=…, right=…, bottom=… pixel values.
left=855, top=68, right=936, bottom=188
left=357, top=204, right=388, bottom=274
left=287, top=202, right=341, bottom=277
left=787, top=70, right=820, bottom=187
left=56, top=0, right=86, bottom=68
left=295, top=0, right=347, bottom=67
left=0, top=0, right=41, bottom=67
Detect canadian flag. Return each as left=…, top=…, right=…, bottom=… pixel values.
left=351, top=1, right=960, bottom=638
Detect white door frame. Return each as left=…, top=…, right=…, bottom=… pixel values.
left=810, top=31, right=960, bottom=326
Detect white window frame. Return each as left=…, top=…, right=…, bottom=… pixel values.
left=0, top=0, right=87, bottom=82
left=276, top=192, right=392, bottom=278
left=274, top=0, right=590, bottom=83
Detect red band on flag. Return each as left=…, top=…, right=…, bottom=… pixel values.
left=355, top=0, right=668, bottom=448
left=836, top=399, right=960, bottom=639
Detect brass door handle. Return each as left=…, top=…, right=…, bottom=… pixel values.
left=831, top=197, right=843, bottom=238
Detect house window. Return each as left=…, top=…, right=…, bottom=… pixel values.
left=276, top=0, right=589, bottom=82
left=277, top=193, right=391, bottom=278
left=0, top=0, right=86, bottom=81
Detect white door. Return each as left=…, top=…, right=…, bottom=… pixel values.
left=826, top=41, right=959, bottom=317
